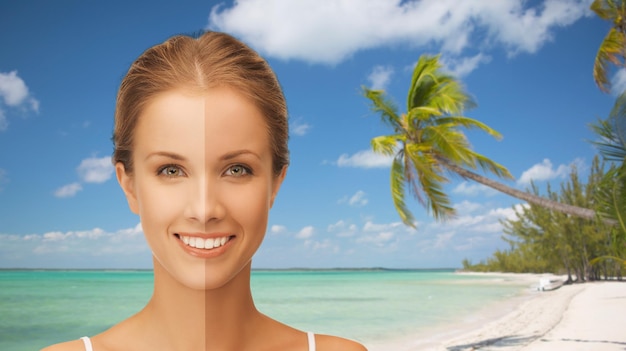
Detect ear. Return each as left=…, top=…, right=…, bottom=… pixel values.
left=270, top=166, right=287, bottom=208
left=116, top=162, right=139, bottom=214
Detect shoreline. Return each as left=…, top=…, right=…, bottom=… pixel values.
left=367, top=273, right=625, bottom=351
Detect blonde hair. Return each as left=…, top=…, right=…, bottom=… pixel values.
left=112, top=31, right=289, bottom=176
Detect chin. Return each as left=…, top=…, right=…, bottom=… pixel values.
left=162, top=262, right=248, bottom=291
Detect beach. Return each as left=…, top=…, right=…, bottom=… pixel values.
left=369, top=274, right=625, bottom=351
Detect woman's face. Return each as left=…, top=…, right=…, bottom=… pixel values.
left=116, top=88, right=286, bottom=290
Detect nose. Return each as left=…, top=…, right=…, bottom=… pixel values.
left=184, top=175, right=225, bottom=223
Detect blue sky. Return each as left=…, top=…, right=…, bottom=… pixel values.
left=0, top=0, right=617, bottom=269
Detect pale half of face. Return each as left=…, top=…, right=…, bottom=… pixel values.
left=116, top=88, right=286, bottom=290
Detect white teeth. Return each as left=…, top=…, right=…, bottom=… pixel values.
left=205, top=238, right=214, bottom=249
left=179, top=235, right=230, bottom=250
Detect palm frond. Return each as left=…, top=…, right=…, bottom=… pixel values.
left=371, top=135, right=401, bottom=156
left=427, top=75, right=476, bottom=113
left=408, top=55, right=473, bottom=113
left=405, top=144, right=455, bottom=220
left=466, top=150, right=514, bottom=179
left=590, top=91, right=626, bottom=162
left=421, top=124, right=473, bottom=165
left=435, top=116, right=503, bottom=140
left=408, top=55, right=440, bottom=111
left=593, top=28, right=626, bottom=92
left=390, top=156, right=416, bottom=227
left=406, top=106, right=443, bottom=128
left=362, top=87, right=403, bottom=132
left=591, top=118, right=626, bottom=161
left=591, top=0, right=620, bottom=21
left=595, top=166, right=626, bottom=233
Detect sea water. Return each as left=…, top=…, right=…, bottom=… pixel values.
left=0, top=269, right=529, bottom=350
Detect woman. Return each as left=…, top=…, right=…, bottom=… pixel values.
left=42, top=31, right=366, bottom=351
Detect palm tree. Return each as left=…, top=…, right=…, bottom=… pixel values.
left=591, top=0, right=626, bottom=93
left=364, top=54, right=601, bottom=228
left=589, top=93, right=626, bottom=270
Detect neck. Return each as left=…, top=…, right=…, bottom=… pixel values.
left=138, top=258, right=262, bottom=350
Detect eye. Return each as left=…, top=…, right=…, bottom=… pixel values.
left=224, top=164, right=252, bottom=177
left=158, top=165, right=186, bottom=178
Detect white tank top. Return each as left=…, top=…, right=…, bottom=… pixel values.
left=81, top=332, right=316, bottom=350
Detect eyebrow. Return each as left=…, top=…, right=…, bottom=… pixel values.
left=144, top=151, right=187, bottom=162
left=221, top=149, right=261, bottom=161
left=144, top=150, right=261, bottom=162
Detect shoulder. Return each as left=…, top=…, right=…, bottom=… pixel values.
left=40, top=339, right=85, bottom=351
left=316, top=334, right=368, bottom=351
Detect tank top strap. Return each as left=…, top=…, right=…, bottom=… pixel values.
left=80, top=336, right=93, bottom=351
left=307, top=331, right=316, bottom=351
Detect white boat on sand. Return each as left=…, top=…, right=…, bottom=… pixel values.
left=537, top=277, right=565, bottom=291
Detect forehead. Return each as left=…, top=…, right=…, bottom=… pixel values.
left=133, top=88, right=271, bottom=159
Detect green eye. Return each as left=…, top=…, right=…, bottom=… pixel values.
left=159, top=165, right=185, bottom=177
left=226, top=165, right=251, bottom=177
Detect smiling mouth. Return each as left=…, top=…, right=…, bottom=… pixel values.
left=175, top=234, right=235, bottom=250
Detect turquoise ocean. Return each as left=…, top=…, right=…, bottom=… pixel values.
left=0, top=269, right=531, bottom=350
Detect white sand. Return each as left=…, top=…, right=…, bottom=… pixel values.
left=367, top=274, right=626, bottom=351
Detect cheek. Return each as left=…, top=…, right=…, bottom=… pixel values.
left=136, top=183, right=185, bottom=237
left=228, top=183, right=272, bottom=235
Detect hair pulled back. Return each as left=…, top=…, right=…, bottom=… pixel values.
left=112, top=31, right=289, bottom=176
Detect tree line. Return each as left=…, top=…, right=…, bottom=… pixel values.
left=462, top=156, right=624, bottom=281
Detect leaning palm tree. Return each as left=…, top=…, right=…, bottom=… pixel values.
left=591, top=0, right=626, bottom=93
left=364, top=54, right=601, bottom=228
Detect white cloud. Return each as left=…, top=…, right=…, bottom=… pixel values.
left=429, top=204, right=525, bottom=235
left=208, top=0, right=592, bottom=65
left=0, top=71, right=31, bottom=106
left=339, top=190, right=369, bottom=207
left=434, top=231, right=455, bottom=249
left=327, top=220, right=358, bottom=237
left=304, top=238, right=340, bottom=253
left=454, top=200, right=483, bottom=214
left=452, top=181, right=499, bottom=197
left=290, top=120, right=311, bottom=136
left=0, top=71, right=40, bottom=131
left=487, top=206, right=522, bottom=222
left=270, top=224, right=287, bottom=234
left=367, top=65, right=394, bottom=90
left=0, top=224, right=147, bottom=267
left=78, top=156, right=114, bottom=183
left=337, top=149, right=393, bottom=168
left=356, top=231, right=395, bottom=246
left=54, top=156, right=114, bottom=198
left=363, top=220, right=403, bottom=232
left=611, top=68, right=626, bottom=96
left=54, top=182, right=83, bottom=198
left=440, top=53, right=492, bottom=77
left=349, top=190, right=368, bottom=207
left=295, top=226, right=315, bottom=239
left=517, top=158, right=584, bottom=185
